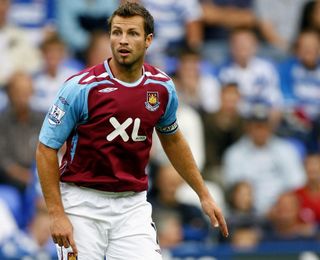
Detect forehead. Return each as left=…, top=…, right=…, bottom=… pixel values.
left=111, top=15, right=144, bottom=31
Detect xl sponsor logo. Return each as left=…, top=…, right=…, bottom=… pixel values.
left=107, top=117, right=146, bottom=142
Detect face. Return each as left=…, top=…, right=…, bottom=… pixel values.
left=232, top=182, right=253, bottom=212
left=304, top=154, right=320, bottom=183
left=296, top=33, right=320, bottom=68
left=87, top=34, right=112, bottom=67
left=231, top=31, right=257, bottom=66
left=43, top=43, right=65, bottom=71
left=271, top=193, right=299, bottom=226
left=8, top=73, right=33, bottom=110
left=220, top=85, right=241, bottom=114
left=247, top=121, right=272, bottom=147
left=110, top=15, right=152, bottom=68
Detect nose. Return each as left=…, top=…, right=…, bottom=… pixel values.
left=120, top=33, right=129, bottom=45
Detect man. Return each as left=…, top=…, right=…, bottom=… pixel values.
left=223, top=104, right=305, bottom=215
left=36, top=2, right=228, bottom=259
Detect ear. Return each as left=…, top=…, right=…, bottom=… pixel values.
left=145, top=33, right=153, bottom=49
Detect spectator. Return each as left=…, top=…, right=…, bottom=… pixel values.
left=152, top=210, right=183, bottom=249
left=174, top=47, right=221, bottom=114
left=225, top=181, right=263, bottom=248
left=200, top=0, right=256, bottom=65
left=0, top=0, right=41, bottom=110
left=264, top=192, right=318, bottom=242
left=295, top=153, right=320, bottom=224
left=279, top=30, right=320, bottom=120
left=223, top=104, right=305, bottom=215
left=30, top=34, right=78, bottom=114
left=151, top=77, right=206, bottom=171
left=0, top=72, right=43, bottom=192
left=218, top=28, right=283, bottom=120
left=149, top=164, right=209, bottom=242
left=85, top=31, right=112, bottom=68
left=202, top=83, right=244, bottom=183
left=278, top=30, right=320, bottom=152
left=56, top=0, right=118, bottom=59
left=0, top=201, right=55, bottom=259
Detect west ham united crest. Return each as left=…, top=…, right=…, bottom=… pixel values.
left=145, top=91, right=160, bottom=111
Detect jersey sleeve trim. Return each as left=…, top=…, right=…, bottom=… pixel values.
left=156, top=120, right=178, bottom=135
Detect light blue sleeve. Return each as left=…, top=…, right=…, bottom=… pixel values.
left=39, top=74, right=90, bottom=149
left=156, top=80, right=179, bottom=134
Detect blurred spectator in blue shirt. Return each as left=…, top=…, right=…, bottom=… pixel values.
left=278, top=30, right=320, bottom=152
left=30, top=34, right=79, bottom=114
left=0, top=0, right=41, bottom=110
left=218, top=28, right=283, bottom=122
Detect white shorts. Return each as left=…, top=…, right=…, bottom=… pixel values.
left=57, top=183, right=162, bottom=260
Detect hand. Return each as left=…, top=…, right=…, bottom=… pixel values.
left=201, top=197, right=229, bottom=237
left=49, top=212, right=78, bottom=255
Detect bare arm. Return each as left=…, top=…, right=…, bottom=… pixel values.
left=201, top=3, right=257, bottom=28
left=157, top=129, right=228, bottom=237
left=186, top=20, right=203, bottom=50
left=36, top=142, right=78, bottom=254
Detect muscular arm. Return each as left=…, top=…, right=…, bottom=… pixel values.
left=36, top=142, right=77, bottom=254
left=157, top=129, right=228, bottom=237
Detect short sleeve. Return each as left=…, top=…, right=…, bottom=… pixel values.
left=39, top=75, right=89, bottom=149
left=156, top=80, right=179, bottom=134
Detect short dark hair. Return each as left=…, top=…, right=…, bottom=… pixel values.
left=108, top=1, right=154, bottom=37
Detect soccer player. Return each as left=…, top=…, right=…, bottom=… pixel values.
left=36, top=2, right=228, bottom=259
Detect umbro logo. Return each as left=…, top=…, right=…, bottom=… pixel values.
left=98, top=87, right=118, bottom=93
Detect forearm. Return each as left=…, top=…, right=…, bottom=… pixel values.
left=157, top=130, right=211, bottom=201
left=202, top=4, right=256, bottom=28
left=36, top=142, right=64, bottom=216
left=186, top=20, right=203, bottom=49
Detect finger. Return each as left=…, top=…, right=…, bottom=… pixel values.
left=56, top=237, right=64, bottom=247
left=208, top=212, right=219, bottom=228
left=67, top=234, right=78, bottom=255
left=216, top=211, right=229, bottom=237
left=52, top=235, right=58, bottom=244
left=62, top=237, right=70, bottom=248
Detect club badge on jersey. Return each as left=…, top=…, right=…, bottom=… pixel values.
left=145, top=91, right=160, bottom=111
left=67, top=252, right=77, bottom=260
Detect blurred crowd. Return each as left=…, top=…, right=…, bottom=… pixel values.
left=0, top=0, right=320, bottom=259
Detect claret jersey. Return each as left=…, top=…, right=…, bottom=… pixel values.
left=39, top=59, right=179, bottom=192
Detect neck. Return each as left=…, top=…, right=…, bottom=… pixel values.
left=109, top=58, right=143, bottom=83
left=307, top=181, right=320, bottom=192
left=47, top=67, right=58, bottom=77
left=13, top=107, right=29, bottom=122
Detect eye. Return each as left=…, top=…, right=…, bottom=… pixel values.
left=129, top=31, right=139, bottom=36
left=112, top=30, right=121, bottom=36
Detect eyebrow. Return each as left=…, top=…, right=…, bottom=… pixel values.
left=112, top=25, right=140, bottom=31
